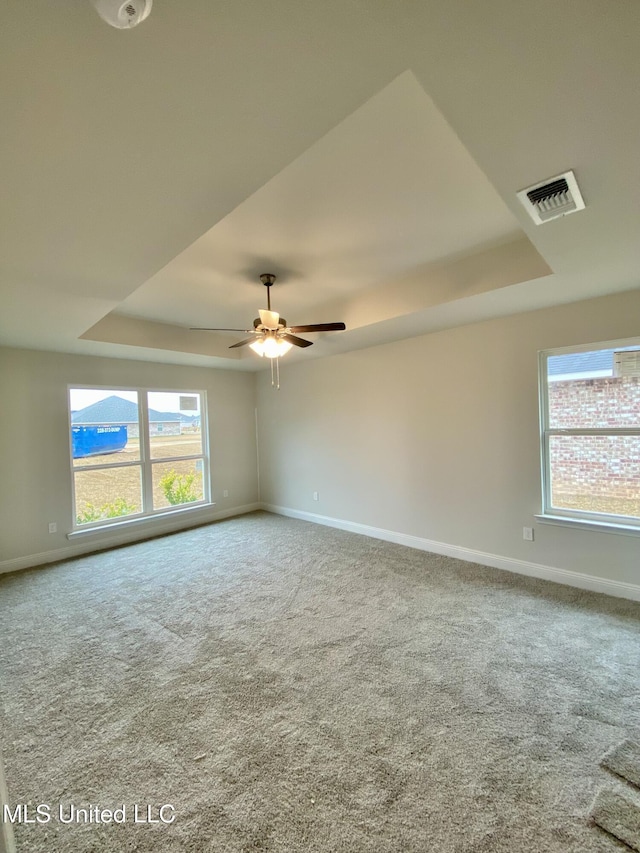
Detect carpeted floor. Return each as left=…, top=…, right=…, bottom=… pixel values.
left=1, top=511, right=639, bottom=852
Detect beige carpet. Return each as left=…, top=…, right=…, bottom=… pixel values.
left=590, top=788, right=640, bottom=851
left=591, top=739, right=640, bottom=849
left=1, top=511, right=640, bottom=852
left=602, top=740, right=640, bottom=789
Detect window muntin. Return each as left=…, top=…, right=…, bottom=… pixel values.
left=69, top=387, right=208, bottom=528
left=540, top=341, right=640, bottom=529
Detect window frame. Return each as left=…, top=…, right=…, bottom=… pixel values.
left=68, top=385, right=210, bottom=531
left=538, top=337, right=640, bottom=534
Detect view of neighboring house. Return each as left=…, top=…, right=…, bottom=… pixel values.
left=547, top=350, right=640, bottom=428
left=547, top=349, right=616, bottom=382
left=70, top=395, right=197, bottom=437
left=546, top=349, right=640, bottom=512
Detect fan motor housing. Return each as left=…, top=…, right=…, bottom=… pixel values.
left=254, top=317, right=286, bottom=329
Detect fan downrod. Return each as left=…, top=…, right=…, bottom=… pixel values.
left=259, top=273, right=276, bottom=309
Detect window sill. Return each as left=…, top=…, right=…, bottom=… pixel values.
left=67, top=502, right=215, bottom=540
left=535, top=513, right=640, bottom=537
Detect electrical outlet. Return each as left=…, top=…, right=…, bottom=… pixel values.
left=48, top=522, right=57, bottom=534
left=522, top=527, right=534, bottom=541
left=223, top=490, right=229, bottom=498
left=313, top=491, right=319, bottom=501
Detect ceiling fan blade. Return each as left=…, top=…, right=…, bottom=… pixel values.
left=282, top=333, right=313, bottom=348
left=287, top=322, right=346, bottom=333
left=229, top=337, right=257, bottom=349
left=190, top=327, right=254, bottom=332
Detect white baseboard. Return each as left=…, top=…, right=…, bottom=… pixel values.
left=0, top=503, right=261, bottom=575
left=262, top=504, right=640, bottom=603
left=5, top=501, right=639, bottom=604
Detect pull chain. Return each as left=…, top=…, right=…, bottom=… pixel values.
left=270, top=357, right=280, bottom=389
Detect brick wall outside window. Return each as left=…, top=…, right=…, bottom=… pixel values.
left=547, top=376, right=640, bottom=515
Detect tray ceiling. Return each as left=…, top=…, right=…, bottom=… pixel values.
left=1, top=1, right=638, bottom=368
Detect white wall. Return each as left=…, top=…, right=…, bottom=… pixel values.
left=0, top=347, right=258, bottom=569
left=3, top=289, right=639, bottom=590
left=257, top=289, right=640, bottom=591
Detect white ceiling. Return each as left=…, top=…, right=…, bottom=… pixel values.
left=1, top=1, right=639, bottom=370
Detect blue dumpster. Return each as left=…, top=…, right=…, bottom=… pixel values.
left=72, top=425, right=128, bottom=459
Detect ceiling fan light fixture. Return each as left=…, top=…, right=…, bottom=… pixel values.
left=275, top=338, right=293, bottom=357
left=192, top=273, right=344, bottom=379
left=249, top=336, right=293, bottom=359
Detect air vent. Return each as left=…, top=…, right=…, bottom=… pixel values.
left=517, top=170, right=585, bottom=224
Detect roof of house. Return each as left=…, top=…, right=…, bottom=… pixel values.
left=547, top=350, right=614, bottom=378
left=72, top=396, right=180, bottom=424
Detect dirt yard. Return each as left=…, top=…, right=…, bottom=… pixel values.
left=551, top=490, right=640, bottom=519
left=73, top=435, right=204, bottom=521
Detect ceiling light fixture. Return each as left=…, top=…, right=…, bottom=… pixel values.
left=190, top=273, right=346, bottom=389
left=90, top=0, right=153, bottom=29
left=249, top=332, right=293, bottom=387
left=249, top=334, right=293, bottom=359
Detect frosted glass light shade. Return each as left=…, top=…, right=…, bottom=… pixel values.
left=258, top=309, right=280, bottom=329
left=249, top=336, right=292, bottom=359
left=264, top=337, right=292, bottom=358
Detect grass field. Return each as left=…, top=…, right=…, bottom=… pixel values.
left=73, top=435, right=205, bottom=522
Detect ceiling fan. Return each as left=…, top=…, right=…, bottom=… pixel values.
left=191, top=273, right=346, bottom=360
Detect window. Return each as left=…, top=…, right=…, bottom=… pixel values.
left=539, top=340, right=640, bottom=531
left=69, top=388, right=208, bottom=528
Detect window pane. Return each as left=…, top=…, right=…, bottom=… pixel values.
left=70, top=389, right=140, bottom=466
left=74, top=466, right=142, bottom=525
left=147, top=392, right=203, bottom=459
left=549, top=435, right=640, bottom=519
left=547, top=350, right=640, bottom=429
left=152, top=459, right=204, bottom=510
